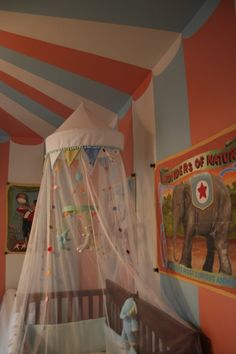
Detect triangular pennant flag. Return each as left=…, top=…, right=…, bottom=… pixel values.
left=50, top=150, right=61, bottom=169
left=97, top=156, right=109, bottom=170
left=64, top=148, right=80, bottom=166
left=83, top=147, right=101, bottom=166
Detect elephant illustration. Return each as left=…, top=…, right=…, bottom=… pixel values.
left=172, top=173, right=232, bottom=275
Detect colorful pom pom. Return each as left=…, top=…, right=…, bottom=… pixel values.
left=75, top=171, right=83, bottom=182
left=47, top=246, right=53, bottom=253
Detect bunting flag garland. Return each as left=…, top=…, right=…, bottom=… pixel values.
left=83, top=147, right=101, bottom=166
left=50, top=150, right=62, bottom=169
left=64, top=148, right=80, bottom=166
left=97, top=156, right=109, bottom=170
left=48, top=146, right=118, bottom=170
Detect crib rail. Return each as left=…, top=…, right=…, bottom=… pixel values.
left=24, top=281, right=207, bottom=354
left=25, top=288, right=105, bottom=324
left=105, top=279, right=204, bottom=354
left=106, top=279, right=134, bottom=334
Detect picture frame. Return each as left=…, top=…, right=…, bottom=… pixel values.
left=6, top=183, right=40, bottom=253
left=155, top=125, right=236, bottom=296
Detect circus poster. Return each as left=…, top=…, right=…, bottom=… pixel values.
left=155, top=126, right=236, bottom=295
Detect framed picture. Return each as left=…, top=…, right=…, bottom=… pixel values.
left=6, top=184, right=39, bottom=253
left=155, top=125, right=236, bottom=296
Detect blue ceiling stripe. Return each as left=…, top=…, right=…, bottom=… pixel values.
left=0, top=0, right=207, bottom=32
left=183, top=0, right=220, bottom=38
left=0, top=129, right=10, bottom=143
left=0, top=82, right=64, bottom=127
left=0, top=47, right=130, bottom=114
left=154, top=43, right=191, bottom=160
left=118, top=97, right=132, bottom=118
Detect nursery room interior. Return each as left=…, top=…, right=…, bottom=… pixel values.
left=0, top=1, right=236, bottom=353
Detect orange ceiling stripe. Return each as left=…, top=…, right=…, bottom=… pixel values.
left=132, top=71, right=152, bottom=101
left=0, top=71, right=73, bottom=118
left=0, top=107, right=43, bottom=144
left=183, top=0, right=236, bottom=145
left=0, top=30, right=151, bottom=97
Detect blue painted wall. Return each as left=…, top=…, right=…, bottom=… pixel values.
left=154, top=43, right=191, bottom=161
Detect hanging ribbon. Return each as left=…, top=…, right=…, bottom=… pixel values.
left=62, top=205, right=95, bottom=217
left=57, top=229, right=70, bottom=249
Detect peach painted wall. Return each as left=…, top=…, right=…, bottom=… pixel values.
left=183, top=0, right=236, bottom=145
left=183, top=1, right=236, bottom=353
left=0, top=142, right=9, bottom=299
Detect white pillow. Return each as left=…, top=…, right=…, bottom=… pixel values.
left=25, top=317, right=106, bottom=354
left=105, top=325, right=128, bottom=354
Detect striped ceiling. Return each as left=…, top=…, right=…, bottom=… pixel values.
left=0, top=0, right=213, bottom=144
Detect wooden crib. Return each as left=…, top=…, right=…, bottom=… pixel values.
left=105, top=280, right=208, bottom=354
left=24, top=280, right=209, bottom=354
left=25, top=288, right=104, bottom=324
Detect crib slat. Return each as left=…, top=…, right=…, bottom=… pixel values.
left=67, top=294, right=73, bottom=322
left=139, top=320, right=145, bottom=354
left=117, top=306, right=122, bottom=334
left=112, top=303, right=115, bottom=329
left=146, top=326, right=152, bottom=353
left=117, top=305, right=120, bottom=333
left=25, top=289, right=104, bottom=325
left=45, top=297, right=50, bottom=324
left=114, top=304, right=117, bottom=331
left=159, top=337, right=168, bottom=352
left=57, top=296, right=62, bottom=323
left=98, top=294, right=103, bottom=317
left=35, top=300, right=40, bottom=324
left=115, top=304, right=119, bottom=333
left=79, top=296, right=83, bottom=320
left=88, top=294, right=93, bottom=319
left=106, top=294, right=112, bottom=327
left=154, top=332, right=159, bottom=353
left=107, top=295, right=112, bottom=327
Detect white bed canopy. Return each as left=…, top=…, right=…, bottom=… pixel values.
left=46, top=103, right=124, bottom=158
left=5, top=104, right=202, bottom=354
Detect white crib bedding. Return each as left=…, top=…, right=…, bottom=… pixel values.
left=24, top=317, right=107, bottom=354
left=4, top=307, right=127, bottom=354
left=0, top=289, right=16, bottom=354
left=23, top=319, right=129, bottom=354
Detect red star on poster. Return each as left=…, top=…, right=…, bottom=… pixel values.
left=197, top=182, right=207, bottom=199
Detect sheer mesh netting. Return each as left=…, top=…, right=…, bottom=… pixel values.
left=6, top=107, right=203, bottom=354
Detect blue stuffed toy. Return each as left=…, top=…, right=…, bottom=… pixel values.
left=120, top=297, right=138, bottom=354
